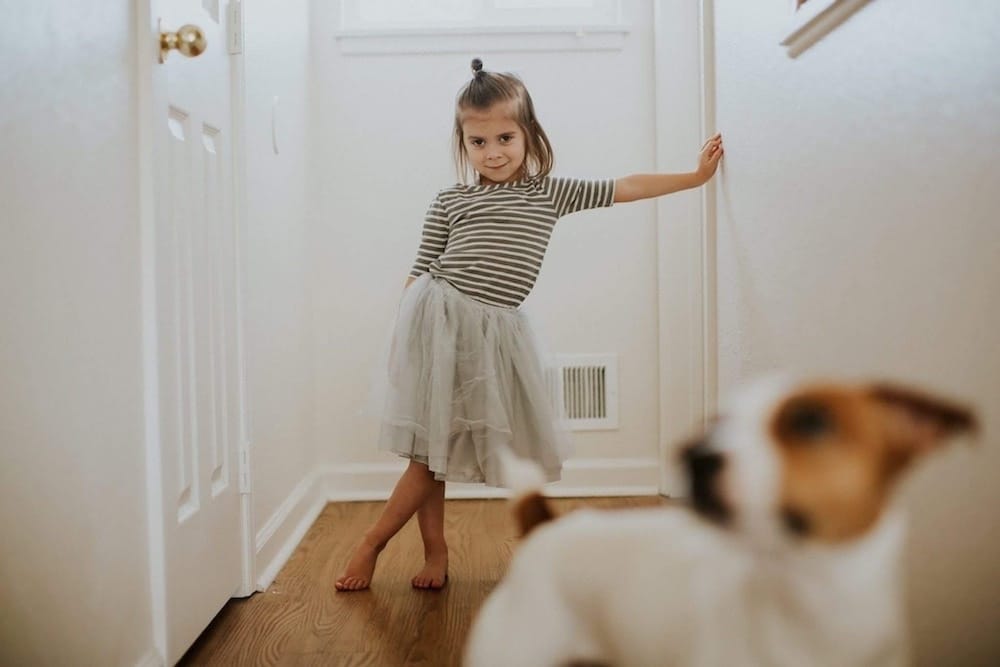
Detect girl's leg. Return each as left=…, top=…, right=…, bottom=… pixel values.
left=335, top=459, right=440, bottom=591
left=412, top=478, right=448, bottom=589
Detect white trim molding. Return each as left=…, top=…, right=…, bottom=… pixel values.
left=229, top=0, right=256, bottom=599
left=134, top=649, right=164, bottom=667
left=781, top=0, right=872, bottom=58
left=254, top=470, right=327, bottom=591
left=248, top=457, right=658, bottom=592
left=323, top=456, right=661, bottom=501
left=137, top=0, right=167, bottom=658
left=334, top=25, right=630, bottom=55
left=651, top=0, right=717, bottom=498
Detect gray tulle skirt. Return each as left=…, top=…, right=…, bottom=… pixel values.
left=373, top=274, right=571, bottom=486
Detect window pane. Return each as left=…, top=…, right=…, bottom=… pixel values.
left=358, top=0, right=480, bottom=24
left=495, top=1, right=595, bottom=7
left=341, top=0, right=621, bottom=30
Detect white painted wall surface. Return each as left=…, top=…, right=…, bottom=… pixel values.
left=713, top=1, right=1000, bottom=664
left=310, top=0, right=663, bottom=485
left=0, top=2, right=153, bottom=664
left=244, top=0, right=318, bottom=538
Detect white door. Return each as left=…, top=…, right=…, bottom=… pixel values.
left=144, top=1, right=248, bottom=663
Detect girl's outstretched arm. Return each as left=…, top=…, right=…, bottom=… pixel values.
left=614, top=133, right=723, bottom=203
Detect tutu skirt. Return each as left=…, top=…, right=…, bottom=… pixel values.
left=375, top=274, right=571, bottom=486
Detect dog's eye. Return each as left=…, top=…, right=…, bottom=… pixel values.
left=781, top=401, right=835, bottom=440
left=781, top=508, right=811, bottom=537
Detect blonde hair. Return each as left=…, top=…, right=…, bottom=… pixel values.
left=453, top=58, right=554, bottom=184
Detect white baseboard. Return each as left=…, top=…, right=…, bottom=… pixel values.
left=254, top=469, right=326, bottom=591
left=322, top=457, right=662, bottom=501
left=248, top=457, right=659, bottom=593
left=134, top=649, right=163, bottom=667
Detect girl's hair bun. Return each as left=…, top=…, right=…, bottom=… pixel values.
left=471, top=58, right=484, bottom=74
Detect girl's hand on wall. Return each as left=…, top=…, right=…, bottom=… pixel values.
left=696, top=132, right=724, bottom=184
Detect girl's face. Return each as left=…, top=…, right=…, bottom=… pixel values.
left=460, top=104, right=527, bottom=185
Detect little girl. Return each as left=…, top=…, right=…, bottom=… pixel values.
left=335, top=58, right=723, bottom=591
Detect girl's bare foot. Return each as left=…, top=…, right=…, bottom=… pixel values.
left=411, top=550, right=448, bottom=590
left=335, top=536, right=383, bottom=591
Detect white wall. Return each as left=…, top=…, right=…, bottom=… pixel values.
left=0, top=2, right=153, bottom=664
left=243, top=0, right=320, bottom=568
left=0, top=0, right=322, bottom=659
left=713, top=1, right=1000, bottom=664
left=310, top=0, right=663, bottom=493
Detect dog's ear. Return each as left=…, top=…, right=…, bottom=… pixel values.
left=515, top=492, right=555, bottom=537
left=868, top=383, right=977, bottom=459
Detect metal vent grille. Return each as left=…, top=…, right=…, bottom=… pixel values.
left=548, top=354, right=619, bottom=431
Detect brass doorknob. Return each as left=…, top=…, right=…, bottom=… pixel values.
left=159, top=23, right=207, bottom=63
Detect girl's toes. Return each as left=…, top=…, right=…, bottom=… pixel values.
left=335, top=576, right=369, bottom=592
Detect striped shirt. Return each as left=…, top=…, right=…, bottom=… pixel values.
left=410, top=176, right=616, bottom=308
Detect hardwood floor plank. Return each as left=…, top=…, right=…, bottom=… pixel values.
left=180, top=496, right=667, bottom=666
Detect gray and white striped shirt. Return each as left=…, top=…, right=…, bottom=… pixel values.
left=410, top=176, right=616, bottom=308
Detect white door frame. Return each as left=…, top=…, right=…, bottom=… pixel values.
left=227, top=0, right=257, bottom=604
left=136, top=1, right=255, bottom=661
left=653, top=0, right=718, bottom=497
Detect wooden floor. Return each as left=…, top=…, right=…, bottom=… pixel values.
left=181, top=496, right=665, bottom=666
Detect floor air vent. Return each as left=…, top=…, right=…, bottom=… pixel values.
left=548, top=354, right=619, bottom=431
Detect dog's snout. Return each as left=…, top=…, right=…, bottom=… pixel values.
left=681, top=439, right=713, bottom=464
left=682, top=440, right=722, bottom=477
left=682, top=441, right=730, bottom=523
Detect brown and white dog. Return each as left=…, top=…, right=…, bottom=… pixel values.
left=464, top=376, right=976, bottom=667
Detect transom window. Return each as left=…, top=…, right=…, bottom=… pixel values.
left=339, top=0, right=623, bottom=32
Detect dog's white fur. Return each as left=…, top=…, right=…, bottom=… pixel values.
left=464, top=376, right=971, bottom=667
left=466, top=504, right=907, bottom=667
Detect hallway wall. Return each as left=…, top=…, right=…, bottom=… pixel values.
left=712, top=1, right=1000, bottom=663
left=0, top=1, right=153, bottom=664
left=243, top=0, right=320, bottom=577
left=309, top=0, right=666, bottom=495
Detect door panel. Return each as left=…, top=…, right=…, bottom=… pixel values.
left=150, top=1, right=244, bottom=662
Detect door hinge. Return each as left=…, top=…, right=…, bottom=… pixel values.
left=227, top=1, right=244, bottom=54
left=239, top=446, right=252, bottom=494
